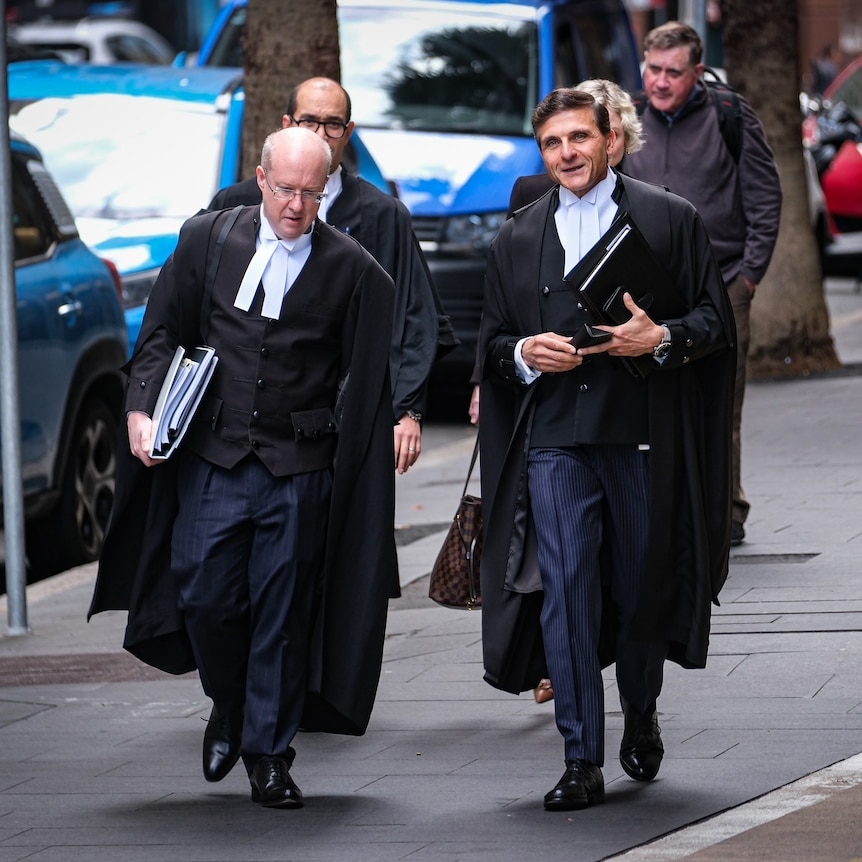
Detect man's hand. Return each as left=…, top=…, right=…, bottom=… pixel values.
left=127, top=411, right=161, bottom=467
left=469, top=385, right=480, bottom=425
left=521, top=332, right=582, bottom=373
left=576, top=293, right=664, bottom=358
left=394, top=414, right=421, bottom=474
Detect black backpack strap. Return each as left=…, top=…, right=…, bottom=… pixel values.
left=201, top=205, right=243, bottom=337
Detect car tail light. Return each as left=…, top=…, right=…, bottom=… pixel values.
left=101, top=258, right=124, bottom=305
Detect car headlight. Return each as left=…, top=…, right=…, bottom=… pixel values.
left=439, top=212, right=507, bottom=254
left=120, top=268, right=161, bottom=309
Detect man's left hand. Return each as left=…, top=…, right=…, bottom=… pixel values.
left=576, top=292, right=665, bottom=358
left=394, top=414, right=421, bottom=474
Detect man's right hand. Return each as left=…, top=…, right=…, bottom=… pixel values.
left=521, top=332, right=583, bottom=373
left=127, top=411, right=160, bottom=467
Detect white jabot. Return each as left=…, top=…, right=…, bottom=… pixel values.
left=555, top=169, right=620, bottom=276
left=318, top=165, right=343, bottom=223
left=234, top=208, right=313, bottom=319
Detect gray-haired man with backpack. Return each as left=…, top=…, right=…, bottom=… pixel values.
left=626, top=20, right=782, bottom=547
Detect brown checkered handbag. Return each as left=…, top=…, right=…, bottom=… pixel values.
left=428, top=437, right=482, bottom=610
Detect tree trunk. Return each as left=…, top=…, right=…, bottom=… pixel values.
left=724, top=0, right=840, bottom=377
left=241, top=0, right=341, bottom=178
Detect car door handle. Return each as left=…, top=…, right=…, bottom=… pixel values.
left=57, top=299, right=84, bottom=317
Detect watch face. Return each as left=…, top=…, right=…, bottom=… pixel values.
left=654, top=342, right=671, bottom=359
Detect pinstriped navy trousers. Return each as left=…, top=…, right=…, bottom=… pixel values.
left=528, top=446, right=666, bottom=766
left=172, top=452, right=331, bottom=773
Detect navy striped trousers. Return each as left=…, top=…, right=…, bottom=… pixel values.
left=528, top=445, right=667, bottom=765
left=172, top=453, right=331, bottom=772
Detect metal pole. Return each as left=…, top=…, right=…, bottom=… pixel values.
left=0, top=17, right=31, bottom=637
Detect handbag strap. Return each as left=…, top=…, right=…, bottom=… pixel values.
left=461, top=435, right=480, bottom=497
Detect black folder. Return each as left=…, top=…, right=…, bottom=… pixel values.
left=565, top=212, right=685, bottom=377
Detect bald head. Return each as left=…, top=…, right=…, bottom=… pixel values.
left=283, top=77, right=355, bottom=171
left=257, top=127, right=332, bottom=239
left=261, top=126, right=332, bottom=178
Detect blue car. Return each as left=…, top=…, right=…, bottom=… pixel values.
left=8, top=131, right=129, bottom=576
left=195, top=0, right=642, bottom=373
left=7, top=61, right=389, bottom=352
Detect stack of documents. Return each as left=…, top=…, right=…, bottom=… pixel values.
left=565, top=212, right=685, bottom=377
left=149, top=345, right=218, bottom=459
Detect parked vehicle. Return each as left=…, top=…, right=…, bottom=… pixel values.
left=7, top=61, right=389, bottom=352
left=193, top=0, right=643, bottom=375
left=803, top=56, right=862, bottom=235
left=6, top=131, right=129, bottom=576
left=8, top=17, right=177, bottom=64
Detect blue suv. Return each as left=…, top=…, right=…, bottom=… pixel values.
left=9, top=131, right=129, bottom=577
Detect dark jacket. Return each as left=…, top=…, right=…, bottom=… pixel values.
left=210, top=172, right=457, bottom=417
left=624, top=84, right=782, bottom=285
left=477, top=174, right=736, bottom=694
left=89, top=207, right=399, bottom=736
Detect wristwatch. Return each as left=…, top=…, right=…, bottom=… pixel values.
left=652, top=325, right=672, bottom=360
left=405, top=409, right=423, bottom=423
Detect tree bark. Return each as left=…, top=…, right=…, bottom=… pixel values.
left=241, top=0, right=341, bottom=178
left=724, top=0, right=840, bottom=377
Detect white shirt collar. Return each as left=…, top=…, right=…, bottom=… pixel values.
left=257, top=205, right=314, bottom=254
left=558, top=168, right=617, bottom=209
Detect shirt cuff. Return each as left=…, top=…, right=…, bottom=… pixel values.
left=514, top=337, right=542, bottom=384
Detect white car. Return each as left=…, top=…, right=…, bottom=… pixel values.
left=9, top=17, right=176, bottom=65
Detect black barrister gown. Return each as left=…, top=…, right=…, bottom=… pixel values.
left=477, top=174, right=737, bottom=695
left=209, top=172, right=458, bottom=418
left=89, top=207, right=398, bottom=736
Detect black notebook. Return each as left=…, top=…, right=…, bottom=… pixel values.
left=565, top=212, right=685, bottom=377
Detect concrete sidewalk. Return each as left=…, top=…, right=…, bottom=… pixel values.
left=1, top=277, right=861, bottom=861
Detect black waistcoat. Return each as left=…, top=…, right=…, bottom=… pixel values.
left=530, top=206, right=649, bottom=448
left=184, top=229, right=355, bottom=477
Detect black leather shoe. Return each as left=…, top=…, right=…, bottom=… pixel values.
left=731, top=521, right=745, bottom=546
left=543, top=759, right=604, bottom=811
left=202, top=706, right=242, bottom=782
left=619, top=706, right=663, bottom=782
left=250, top=756, right=303, bottom=809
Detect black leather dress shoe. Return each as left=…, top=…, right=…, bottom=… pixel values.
left=543, top=759, right=604, bottom=811
left=202, top=706, right=242, bottom=782
left=619, top=706, right=663, bottom=782
left=249, top=756, right=303, bottom=809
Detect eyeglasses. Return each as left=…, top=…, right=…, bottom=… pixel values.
left=263, top=172, right=326, bottom=204
left=290, top=116, right=349, bottom=139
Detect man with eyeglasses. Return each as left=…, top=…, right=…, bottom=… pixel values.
left=211, top=77, right=457, bottom=475
left=92, top=127, right=399, bottom=809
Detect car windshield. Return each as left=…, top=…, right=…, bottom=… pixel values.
left=8, top=94, right=225, bottom=219
left=209, top=3, right=538, bottom=136
left=340, top=5, right=538, bottom=134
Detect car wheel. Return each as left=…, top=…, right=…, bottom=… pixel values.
left=26, top=398, right=118, bottom=577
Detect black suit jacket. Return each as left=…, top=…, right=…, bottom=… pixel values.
left=477, top=174, right=736, bottom=693
left=209, top=173, right=457, bottom=417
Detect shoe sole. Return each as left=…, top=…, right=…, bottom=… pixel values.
left=543, top=789, right=605, bottom=811
left=250, top=788, right=304, bottom=809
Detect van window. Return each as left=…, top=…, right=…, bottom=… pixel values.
left=206, top=3, right=540, bottom=136
left=341, top=6, right=538, bottom=135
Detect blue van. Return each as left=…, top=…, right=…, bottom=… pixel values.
left=196, top=0, right=642, bottom=374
